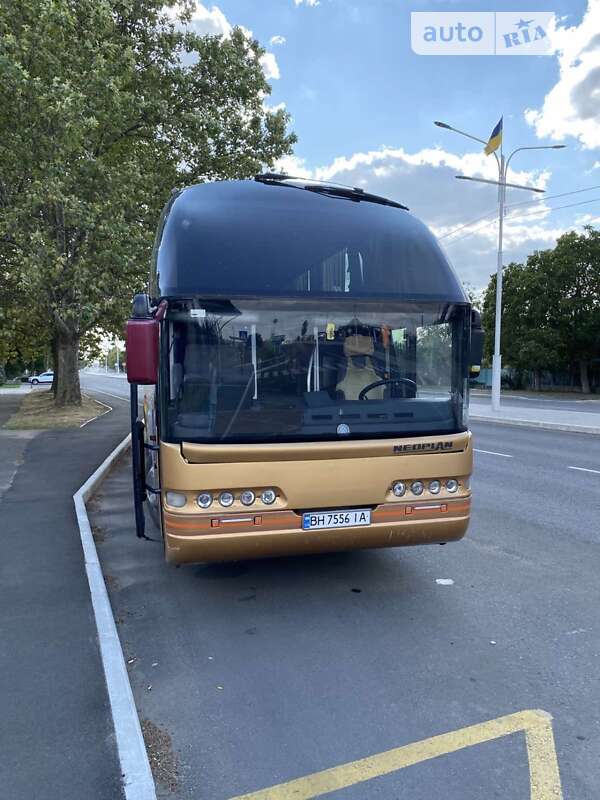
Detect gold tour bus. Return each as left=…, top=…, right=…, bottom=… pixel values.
left=126, top=174, right=484, bottom=564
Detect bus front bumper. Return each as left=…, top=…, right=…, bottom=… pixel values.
left=163, top=497, right=471, bottom=564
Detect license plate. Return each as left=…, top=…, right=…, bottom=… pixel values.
left=302, top=509, right=371, bottom=531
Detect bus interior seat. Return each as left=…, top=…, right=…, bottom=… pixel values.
left=335, top=335, right=383, bottom=400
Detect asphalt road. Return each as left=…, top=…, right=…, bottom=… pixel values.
left=85, top=369, right=600, bottom=800
left=81, top=370, right=131, bottom=401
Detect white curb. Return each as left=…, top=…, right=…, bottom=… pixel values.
left=470, top=414, right=600, bottom=435
left=73, top=434, right=157, bottom=800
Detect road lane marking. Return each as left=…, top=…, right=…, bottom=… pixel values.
left=80, top=396, right=113, bottom=428
left=83, top=388, right=143, bottom=408
left=568, top=465, right=600, bottom=474
left=230, top=709, right=562, bottom=800
left=83, top=388, right=130, bottom=402
left=474, top=448, right=513, bottom=458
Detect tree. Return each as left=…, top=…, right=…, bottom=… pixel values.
left=481, top=227, right=600, bottom=392
left=0, top=252, right=50, bottom=382
left=547, top=227, right=600, bottom=393
left=0, top=1, right=295, bottom=405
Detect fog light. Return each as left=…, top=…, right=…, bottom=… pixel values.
left=411, top=481, right=424, bottom=496
left=166, top=491, right=186, bottom=508
left=219, top=491, right=234, bottom=507
left=261, top=488, right=276, bottom=505
left=446, top=479, right=459, bottom=493
left=197, top=492, right=212, bottom=509
left=240, top=490, right=255, bottom=506
left=392, top=481, right=406, bottom=497
left=429, top=480, right=441, bottom=495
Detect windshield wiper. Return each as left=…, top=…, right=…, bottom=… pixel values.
left=255, top=173, right=409, bottom=210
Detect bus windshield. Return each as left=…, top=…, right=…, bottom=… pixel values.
left=162, top=298, right=469, bottom=444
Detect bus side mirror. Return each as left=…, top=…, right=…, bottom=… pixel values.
left=126, top=295, right=159, bottom=385
left=469, top=310, right=484, bottom=377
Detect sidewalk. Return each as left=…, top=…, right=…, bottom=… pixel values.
left=470, top=397, right=600, bottom=435
left=0, top=394, right=130, bottom=800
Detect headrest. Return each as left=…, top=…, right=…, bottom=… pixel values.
left=343, top=335, right=374, bottom=356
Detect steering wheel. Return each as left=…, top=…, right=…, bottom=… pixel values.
left=358, top=377, right=417, bottom=401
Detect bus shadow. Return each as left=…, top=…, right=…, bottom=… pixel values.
left=188, top=547, right=429, bottom=600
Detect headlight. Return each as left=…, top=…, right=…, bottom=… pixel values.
left=392, top=481, right=406, bottom=497
left=197, top=492, right=212, bottom=509
left=166, top=491, right=186, bottom=508
left=446, top=479, right=459, bottom=493
left=429, top=480, right=441, bottom=495
left=240, top=490, right=255, bottom=506
left=219, top=491, right=234, bottom=507
left=261, top=488, right=276, bottom=505
left=411, top=481, right=424, bottom=496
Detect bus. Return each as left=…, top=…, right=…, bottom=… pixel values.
left=126, top=174, right=483, bottom=564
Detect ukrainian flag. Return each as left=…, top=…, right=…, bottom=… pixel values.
left=484, top=117, right=503, bottom=155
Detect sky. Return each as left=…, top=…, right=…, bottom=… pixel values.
left=180, top=0, right=600, bottom=290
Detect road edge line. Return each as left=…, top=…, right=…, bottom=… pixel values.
left=73, top=433, right=157, bottom=800
left=80, top=395, right=113, bottom=428
left=470, top=415, right=600, bottom=435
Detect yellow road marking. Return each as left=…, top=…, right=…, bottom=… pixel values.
left=230, top=709, right=562, bottom=800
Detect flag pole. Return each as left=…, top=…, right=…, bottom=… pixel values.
left=491, top=129, right=505, bottom=412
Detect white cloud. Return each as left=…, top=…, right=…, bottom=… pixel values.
left=168, top=3, right=281, bottom=80
left=260, top=52, right=280, bottom=80
left=265, top=101, right=287, bottom=113
left=270, top=35, right=286, bottom=46
left=179, top=2, right=232, bottom=36
left=294, top=0, right=320, bottom=6
left=274, top=154, right=313, bottom=178
left=593, top=161, right=600, bottom=169
left=525, top=0, right=600, bottom=149
left=276, top=145, right=576, bottom=289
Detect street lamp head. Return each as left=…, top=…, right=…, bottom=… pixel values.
left=434, top=120, right=452, bottom=129
left=551, top=144, right=567, bottom=149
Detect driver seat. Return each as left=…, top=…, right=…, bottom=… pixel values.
left=336, top=335, right=383, bottom=400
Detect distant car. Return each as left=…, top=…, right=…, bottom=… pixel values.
left=29, top=370, right=54, bottom=385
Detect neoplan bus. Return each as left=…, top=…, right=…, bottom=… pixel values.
left=126, top=175, right=484, bottom=564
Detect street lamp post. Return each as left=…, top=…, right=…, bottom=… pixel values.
left=434, top=120, right=565, bottom=410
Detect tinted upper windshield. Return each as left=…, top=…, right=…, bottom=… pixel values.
left=152, top=181, right=467, bottom=302
left=161, top=299, right=469, bottom=444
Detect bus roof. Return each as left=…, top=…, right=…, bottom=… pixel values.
left=150, top=179, right=468, bottom=303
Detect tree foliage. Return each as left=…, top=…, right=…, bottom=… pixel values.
left=481, top=227, right=600, bottom=391
left=0, top=0, right=295, bottom=404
